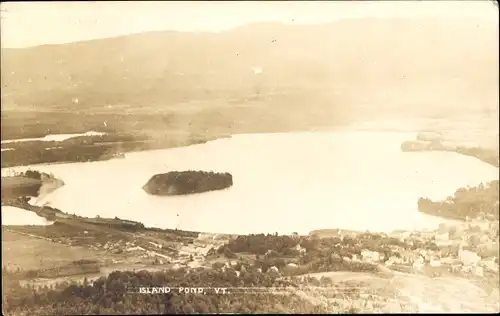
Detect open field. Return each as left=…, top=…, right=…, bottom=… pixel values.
left=1, top=176, right=42, bottom=198
left=2, top=231, right=103, bottom=271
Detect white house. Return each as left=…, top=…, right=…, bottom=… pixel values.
left=412, top=256, right=425, bottom=270
left=458, top=248, right=481, bottom=266
left=429, top=258, right=442, bottom=268
left=473, top=266, right=484, bottom=277
left=361, top=250, right=380, bottom=262
left=435, top=232, right=449, bottom=242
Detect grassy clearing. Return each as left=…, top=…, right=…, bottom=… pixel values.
left=1, top=231, right=102, bottom=271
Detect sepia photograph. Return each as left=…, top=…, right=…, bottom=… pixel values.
left=1, top=0, right=499, bottom=314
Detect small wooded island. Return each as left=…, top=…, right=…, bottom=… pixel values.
left=142, top=170, right=233, bottom=196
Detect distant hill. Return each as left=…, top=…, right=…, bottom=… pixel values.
left=1, top=18, right=498, bottom=122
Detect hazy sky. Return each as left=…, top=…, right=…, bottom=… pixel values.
left=1, top=1, right=498, bottom=48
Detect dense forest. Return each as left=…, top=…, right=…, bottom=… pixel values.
left=143, top=171, right=233, bottom=196
left=19, top=169, right=44, bottom=180
left=3, top=267, right=331, bottom=315
left=418, top=180, right=499, bottom=221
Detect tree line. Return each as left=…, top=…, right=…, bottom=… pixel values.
left=3, top=267, right=329, bottom=315
left=418, top=180, right=499, bottom=221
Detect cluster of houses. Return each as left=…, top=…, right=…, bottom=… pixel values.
left=52, top=212, right=498, bottom=284
left=374, top=221, right=498, bottom=277
left=307, top=220, right=498, bottom=279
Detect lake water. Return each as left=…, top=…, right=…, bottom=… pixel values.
left=2, top=131, right=498, bottom=235
left=2, top=206, right=54, bottom=226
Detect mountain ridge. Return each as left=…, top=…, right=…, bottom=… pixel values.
left=1, top=17, right=498, bottom=121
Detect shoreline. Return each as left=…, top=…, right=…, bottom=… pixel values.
left=2, top=128, right=498, bottom=306
left=3, top=205, right=499, bottom=306
left=2, top=128, right=497, bottom=233
left=2, top=127, right=497, bottom=170
left=3, top=154, right=498, bottom=314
